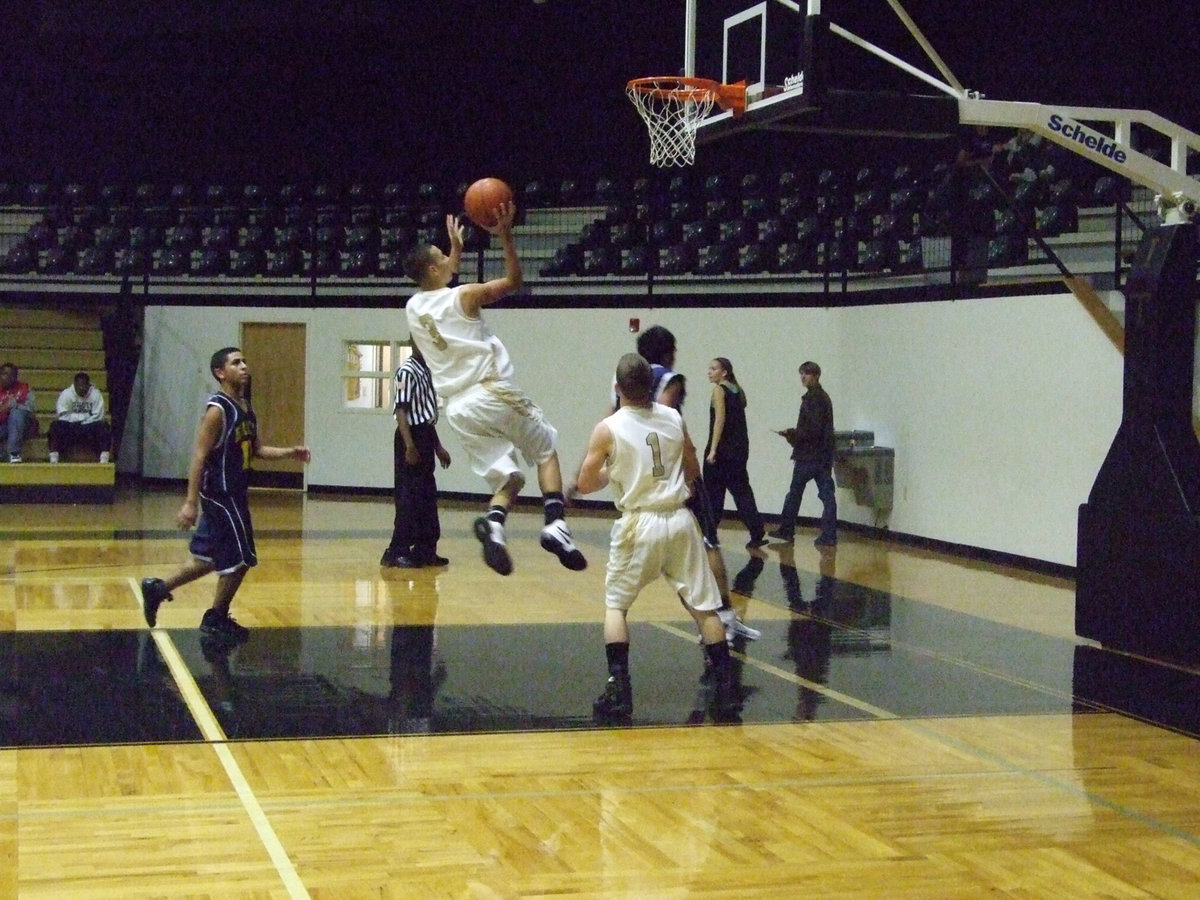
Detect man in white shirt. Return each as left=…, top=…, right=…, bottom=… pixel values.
left=403, top=201, right=586, bottom=577
left=575, top=352, right=741, bottom=724
left=48, top=372, right=111, bottom=463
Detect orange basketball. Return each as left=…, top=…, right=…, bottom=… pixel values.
left=463, top=177, right=514, bottom=228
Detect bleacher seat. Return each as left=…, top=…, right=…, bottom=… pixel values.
left=41, top=246, right=72, bottom=275
left=157, top=247, right=189, bottom=275
left=540, top=245, right=581, bottom=277
left=201, top=225, right=233, bottom=250
left=777, top=193, right=809, bottom=222
left=680, top=219, right=712, bottom=249
left=657, top=243, right=693, bottom=275
left=242, top=184, right=267, bottom=209
left=740, top=172, right=764, bottom=197
left=71, top=205, right=103, bottom=229
left=582, top=246, right=616, bottom=276
left=1089, top=175, right=1125, bottom=205
left=164, top=225, right=198, bottom=251
left=594, top=178, right=621, bottom=205
left=703, top=174, right=731, bottom=200
left=719, top=217, right=753, bottom=246
left=113, top=247, right=151, bottom=275
left=305, top=247, right=338, bottom=276
left=97, top=184, right=125, bottom=206
left=169, top=183, right=194, bottom=207
left=1035, top=203, right=1072, bottom=237
left=191, top=248, right=229, bottom=276
left=735, top=243, right=771, bottom=274
left=265, top=248, right=302, bottom=276
left=377, top=252, right=404, bottom=277
left=608, top=223, right=640, bottom=248
left=757, top=216, right=787, bottom=245
left=379, top=227, right=413, bottom=253
left=988, top=233, right=1028, bottom=266
left=523, top=180, right=554, bottom=208
left=238, top=224, right=269, bottom=250
left=741, top=195, right=768, bottom=220
left=0, top=242, right=37, bottom=274
left=897, top=240, right=923, bottom=273
left=26, top=183, right=53, bottom=206
left=75, top=246, right=112, bottom=275
left=559, top=179, right=585, bottom=205
left=381, top=207, right=414, bottom=229
left=314, top=225, right=341, bottom=250
left=860, top=238, right=898, bottom=272
left=820, top=240, right=850, bottom=271
left=649, top=220, right=681, bottom=246
left=229, top=248, right=265, bottom=276
left=27, top=222, right=56, bottom=249
left=311, top=183, right=339, bottom=206
left=695, top=243, right=731, bottom=275
left=340, top=249, right=377, bottom=277
left=56, top=225, right=88, bottom=252
left=619, top=246, right=651, bottom=276
left=705, top=197, right=733, bottom=222
left=344, top=227, right=377, bottom=253
left=274, top=226, right=303, bottom=250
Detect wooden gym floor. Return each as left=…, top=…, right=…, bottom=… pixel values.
left=2, top=486, right=1199, bottom=898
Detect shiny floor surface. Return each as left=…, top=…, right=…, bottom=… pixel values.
left=3, top=488, right=1199, bottom=898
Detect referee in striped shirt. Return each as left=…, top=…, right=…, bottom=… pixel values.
left=382, top=346, right=452, bottom=567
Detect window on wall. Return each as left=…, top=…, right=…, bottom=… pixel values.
left=343, top=340, right=411, bottom=410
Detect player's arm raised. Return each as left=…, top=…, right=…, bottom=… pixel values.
left=459, top=201, right=522, bottom=317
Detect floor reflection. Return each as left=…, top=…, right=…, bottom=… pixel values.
left=5, top=551, right=1199, bottom=747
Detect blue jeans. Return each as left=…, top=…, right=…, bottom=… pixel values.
left=5, top=406, right=32, bottom=457
left=777, top=459, right=837, bottom=543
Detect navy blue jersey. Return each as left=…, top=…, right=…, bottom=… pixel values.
left=201, top=392, right=257, bottom=497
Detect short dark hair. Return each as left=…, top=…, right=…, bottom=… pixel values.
left=0, top=362, right=16, bottom=377
left=615, top=352, right=653, bottom=403
left=210, top=347, right=240, bottom=379
left=799, top=361, right=821, bottom=377
left=403, top=245, right=436, bottom=283
left=636, top=325, right=675, bottom=365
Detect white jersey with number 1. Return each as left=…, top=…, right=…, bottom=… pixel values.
left=406, top=285, right=515, bottom=399
left=604, top=402, right=691, bottom=513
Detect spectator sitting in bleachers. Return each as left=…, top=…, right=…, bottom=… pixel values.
left=0, top=362, right=37, bottom=463
left=48, top=372, right=111, bottom=463
left=996, top=128, right=1054, bottom=185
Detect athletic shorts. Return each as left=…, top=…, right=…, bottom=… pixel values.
left=445, top=381, right=558, bottom=492
left=604, top=506, right=721, bottom=612
left=190, top=491, right=258, bottom=574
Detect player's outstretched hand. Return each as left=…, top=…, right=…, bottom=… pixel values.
left=484, top=201, right=516, bottom=235
left=445, top=214, right=464, bottom=251
left=293, top=446, right=312, bottom=463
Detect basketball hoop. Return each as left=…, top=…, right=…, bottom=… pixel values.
left=626, top=77, right=746, bottom=167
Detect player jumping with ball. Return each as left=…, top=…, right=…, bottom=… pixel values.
left=403, top=200, right=587, bottom=576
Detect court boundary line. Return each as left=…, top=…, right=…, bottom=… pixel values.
left=128, top=578, right=312, bottom=900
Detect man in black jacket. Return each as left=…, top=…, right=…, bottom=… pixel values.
left=769, top=361, right=837, bottom=547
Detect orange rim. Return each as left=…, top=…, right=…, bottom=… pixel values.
left=627, top=77, right=746, bottom=115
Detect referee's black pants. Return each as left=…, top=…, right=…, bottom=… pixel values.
left=388, top=423, right=441, bottom=561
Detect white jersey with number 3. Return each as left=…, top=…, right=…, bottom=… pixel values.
left=605, top=402, right=691, bottom=513
left=406, top=285, right=515, bottom=399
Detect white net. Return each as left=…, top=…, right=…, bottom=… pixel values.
left=626, top=78, right=718, bottom=167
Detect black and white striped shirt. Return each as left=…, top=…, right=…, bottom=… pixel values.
left=393, top=354, right=439, bottom=426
